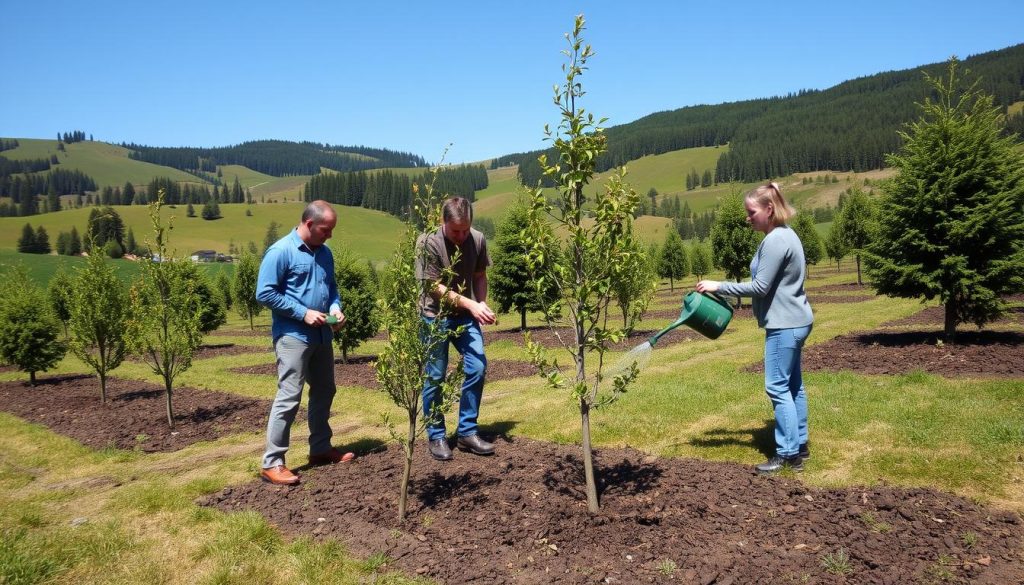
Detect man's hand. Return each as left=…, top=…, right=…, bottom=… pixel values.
left=470, top=300, right=496, bottom=325
left=330, top=309, right=347, bottom=332
left=303, top=309, right=328, bottom=327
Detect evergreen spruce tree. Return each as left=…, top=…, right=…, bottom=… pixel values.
left=791, top=211, right=824, bottom=272
left=835, top=188, right=875, bottom=284
left=17, top=223, right=36, bottom=253
left=490, top=197, right=560, bottom=330
left=0, top=265, right=67, bottom=385
left=824, top=221, right=848, bottom=271
left=232, top=251, right=262, bottom=330
left=657, top=230, right=689, bottom=291
left=866, top=59, right=1024, bottom=341
left=35, top=226, right=51, bottom=254
left=47, top=265, right=74, bottom=337
left=69, top=226, right=82, bottom=256
left=710, top=193, right=761, bottom=307
left=331, top=247, right=380, bottom=363
left=689, top=240, right=713, bottom=279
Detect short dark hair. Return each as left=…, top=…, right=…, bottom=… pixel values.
left=301, top=200, right=334, bottom=223
left=441, top=197, right=473, bottom=223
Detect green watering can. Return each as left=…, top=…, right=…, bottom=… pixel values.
left=649, top=291, right=734, bottom=345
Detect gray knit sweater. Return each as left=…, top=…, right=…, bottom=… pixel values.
left=718, top=225, right=814, bottom=329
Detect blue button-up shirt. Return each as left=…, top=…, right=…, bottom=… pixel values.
left=256, top=228, right=342, bottom=344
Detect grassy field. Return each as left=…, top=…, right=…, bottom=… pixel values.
left=0, top=202, right=405, bottom=264
left=2, top=139, right=205, bottom=191
left=1, top=263, right=1021, bottom=584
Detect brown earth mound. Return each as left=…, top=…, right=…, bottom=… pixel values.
left=746, top=330, right=1024, bottom=378
left=0, top=375, right=271, bottom=452
left=231, top=356, right=538, bottom=390
left=203, top=436, right=1024, bottom=585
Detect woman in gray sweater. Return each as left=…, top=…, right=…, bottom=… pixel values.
left=697, top=182, right=814, bottom=474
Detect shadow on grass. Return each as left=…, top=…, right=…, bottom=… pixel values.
left=689, top=420, right=776, bottom=458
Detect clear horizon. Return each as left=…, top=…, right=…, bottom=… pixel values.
left=3, top=0, right=1023, bottom=164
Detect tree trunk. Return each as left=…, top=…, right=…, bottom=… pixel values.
left=342, top=345, right=348, bottom=364
left=29, top=371, right=36, bottom=386
left=944, top=301, right=958, bottom=343
left=581, top=399, right=599, bottom=513
left=520, top=307, right=527, bottom=332
left=398, top=416, right=416, bottom=521
left=669, top=277, right=674, bottom=292
left=164, top=377, right=175, bottom=429
left=855, top=254, right=863, bottom=285
left=249, top=314, right=254, bottom=331
left=100, top=371, right=107, bottom=403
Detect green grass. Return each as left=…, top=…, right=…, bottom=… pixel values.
left=4, top=139, right=204, bottom=190
left=0, top=201, right=405, bottom=263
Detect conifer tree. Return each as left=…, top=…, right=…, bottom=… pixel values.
left=866, top=59, right=1024, bottom=340
left=711, top=193, right=761, bottom=306
left=657, top=230, right=689, bottom=291
left=47, top=265, right=74, bottom=337
left=689, top=240, right=713, bottom=279
left=835, top=188, right=875, bottom=284
left=791, top=211, right=824, bottom=271
left=232, top=251, right=262, bottom=330
left=17, top=224, right=35, bottom=253
left=331, top=248, right=380, bottom=363
left=0, top=265, right=67, bottom=385
left=490, top=197, right=560, bottom=330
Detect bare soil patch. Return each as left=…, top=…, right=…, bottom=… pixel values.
left=230, top=356, right=538, bottom=390
left=203, top=436, right=1024, bottom=585
left=0, top=375, right=271, bottom=452
left=746, top=330, right=1024, bottom=378
left=882, top=305, right=1024, bottom=328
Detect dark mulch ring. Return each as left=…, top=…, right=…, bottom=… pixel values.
left=882, top=305, right=1024, bottom=328
left=202, top=436, right=1024, bottom=585
left=486, top=325, right=707, bottom=350
left=805, top=282, right=871, bottom=293
left=230, top=356, right=539, bottom=390
left=208, top=325, right=273, bottom=337
left=124, top=343, right=272, bottom=363
left=746, top=329, right=1024, bottom=377
left=0, top=375, right=272, bottom=452
left=807, top=294, right=880, bottom=304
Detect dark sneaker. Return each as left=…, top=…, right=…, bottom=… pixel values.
left=755, top=455, right=804, bottom=475
left=428, top=438, right=454, bottom=461
left=799, top=442, right=810, bottom=461
left=456, top=434, right=495, bottom=456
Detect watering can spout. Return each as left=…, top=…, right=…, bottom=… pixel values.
left=649, top=291, right=734, bottom=345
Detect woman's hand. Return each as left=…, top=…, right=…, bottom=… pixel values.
left=695, top=280, right=720, bottom=293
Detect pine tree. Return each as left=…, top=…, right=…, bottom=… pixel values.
left=331, top=247, right=380, bottom=363
left=232, top=251, right=262, bottom=330
left=0, top=265, right=67, bottom=385
left=34, top=226, right=51, bottom=254
left=657, top=230, right=689, bottom=291
left=835, top=188, right=875, bottom=284
left=711, top=193, right=761, bottom=307
left=791, top=211, right=824, bottom=271
left=490, top=197, right=559, bottom=330
left=17, top=223, right=36, bottom=252
left=866, top=59, right=1024, bottom=341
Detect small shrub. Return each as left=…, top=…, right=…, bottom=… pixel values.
left=657, top=559, right=677, bottom=576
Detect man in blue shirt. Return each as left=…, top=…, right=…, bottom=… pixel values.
left=256, top=200, right=354, bottom=485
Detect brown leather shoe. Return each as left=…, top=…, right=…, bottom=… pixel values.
left=308, top=448, right=356, bottom=465
left=260, top=464, right=300, bottom=485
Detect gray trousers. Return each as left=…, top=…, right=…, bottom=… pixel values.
left=262, top=335, right=337, bottom=469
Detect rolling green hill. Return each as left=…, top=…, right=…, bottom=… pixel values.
left=0, top=202, right=405, bottom=263
left=2, top=139, right=204, bottom=189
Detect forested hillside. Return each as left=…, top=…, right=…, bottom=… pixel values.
left=125, top=139, right=427, bottom=176
left=498, top=43, right=1024, bottom=184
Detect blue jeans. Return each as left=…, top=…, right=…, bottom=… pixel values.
left=422, top=315, right=487, bottom=441
left=763, top=325, right=812, bottom=457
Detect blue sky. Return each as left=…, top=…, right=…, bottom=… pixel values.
left=3, top=1, right=1023, bottom=164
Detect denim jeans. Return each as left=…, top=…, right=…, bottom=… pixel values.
left=422, top=315, right=487, bottom=441
left=763, top=325, right=812, bottom=457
